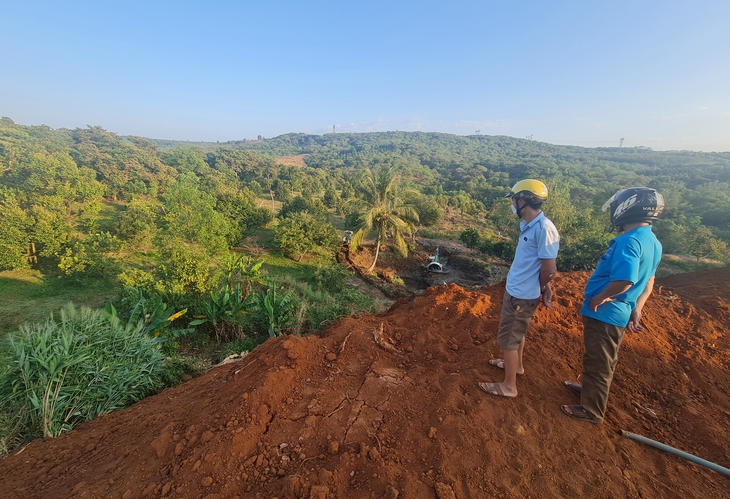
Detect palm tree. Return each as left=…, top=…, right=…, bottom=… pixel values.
left=349, top=166, right=419, bottom=272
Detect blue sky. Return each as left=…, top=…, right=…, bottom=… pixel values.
left=2, top=1, right=729, bottom=151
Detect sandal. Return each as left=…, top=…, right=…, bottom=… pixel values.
left=560, top=404, right=602, bottom=424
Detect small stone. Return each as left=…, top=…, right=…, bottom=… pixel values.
left=428, top=427, right=437, bottom=438
left=201, top=476, right=213, bottom=487
left=384, top=485, right=399, bottom=499
left=161, top=482, right=172, bottom=496
left=122, top=490, right=132, bottom=499
left=282, top=340, right=295, bottom=350
left=201, top=430, right=214, bottom=444
left=328, top=441, right=339, bottom=454
left=325, top=352, right=337, bottom=361
left=450, top=344, right=459, bottom=351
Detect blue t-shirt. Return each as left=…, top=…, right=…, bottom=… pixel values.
left=506, top=212, right=560, bottom=300
left=581, top=225, right=662, bottom=326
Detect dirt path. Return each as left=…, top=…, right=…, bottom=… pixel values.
left=1, top=270, right=729, bottom=499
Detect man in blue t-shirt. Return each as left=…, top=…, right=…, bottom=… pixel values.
left=478, top=179, right=560, bottom=398
left=561, top=187, right=664, bottom=424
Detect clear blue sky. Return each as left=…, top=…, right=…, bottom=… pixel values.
left=2, top=1, right=729, bottom=151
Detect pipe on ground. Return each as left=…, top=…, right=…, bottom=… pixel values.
left=620, top=430, right=730, bottom=477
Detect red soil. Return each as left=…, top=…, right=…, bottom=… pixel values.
left=1, top=269, right=729, bottom=499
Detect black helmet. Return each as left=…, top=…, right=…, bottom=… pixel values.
left=602, top=187, right=664, bottom=228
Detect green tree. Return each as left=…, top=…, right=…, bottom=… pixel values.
left=160, top=176, right=230, bottom=256
left=688, top=226, right=729, bottom=261
left=274, top=212, right=341, bottom=261
left=460, top=228, right=481, bottom=248
left=0, top=193, right=32, bottom=271
left=349, top=167, right=418, bottom=271
left=115, top=198, right=159, bottom=249
left=323, top=185, right=339, bottom=208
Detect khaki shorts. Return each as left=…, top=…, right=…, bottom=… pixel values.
left=497, top=291, right=540, bottom=350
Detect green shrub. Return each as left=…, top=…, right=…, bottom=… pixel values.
left=459, top=228, right=481, bottom=248
left=309, top=264, right=351, bottom=293
left=0, top=304, right=168, bottom=451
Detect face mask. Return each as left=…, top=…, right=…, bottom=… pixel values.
left=511, top=203, right=519, bottom=217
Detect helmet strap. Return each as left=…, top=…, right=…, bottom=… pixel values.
left=514, top=198, right=526, bottom=219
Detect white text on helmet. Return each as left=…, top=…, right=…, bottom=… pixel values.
left=613, top=194, right=637, bottom=219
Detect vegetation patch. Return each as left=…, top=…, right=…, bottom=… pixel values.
left=0, top=304, right=172, bottom=450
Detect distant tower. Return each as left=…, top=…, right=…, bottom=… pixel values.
left=475, top=129, right=481, bottom=135
left=333, top=125, right=336, bottom=134
left=619, top=137, right=625, bottom=147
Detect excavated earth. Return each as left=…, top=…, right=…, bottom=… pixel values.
left=1, top=269, right=730, bottom=499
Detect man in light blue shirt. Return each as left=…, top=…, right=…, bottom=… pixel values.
left=562, top=187, right=664, bottom=423
left=479, top=179, right=560, bottom=398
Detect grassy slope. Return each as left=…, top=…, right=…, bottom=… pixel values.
left=0, top=269, right=119, bottom=334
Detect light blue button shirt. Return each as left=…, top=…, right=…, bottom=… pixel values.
left=506, top=212, right=560, bottom=300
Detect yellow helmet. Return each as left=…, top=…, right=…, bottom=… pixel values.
left=505, top=179, right=548, bottom=202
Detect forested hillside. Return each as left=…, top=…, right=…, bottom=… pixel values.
left=152, top=129, right=730, bottom=254
left=3, top=118, right=730, bottom=281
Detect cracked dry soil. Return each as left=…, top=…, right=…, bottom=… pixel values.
left=1, top=270, right=729, bottom=499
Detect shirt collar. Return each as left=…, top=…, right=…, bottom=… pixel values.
left=520, top=211, right=545, bottom=232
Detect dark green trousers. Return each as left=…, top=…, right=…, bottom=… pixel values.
left=580, top=315, right=626, bottom=422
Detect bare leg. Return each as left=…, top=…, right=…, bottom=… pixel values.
left=498, top=348, right=520, bottom=397
left=516, top=337, right=525, bottom=374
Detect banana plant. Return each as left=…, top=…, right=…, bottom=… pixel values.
left=104, top=291, right=190, bottom=343
left=251, top=286, right=301, bottom=337
left=222, top=254, right=265, bottom=295
left=190, top=283, right=254, bottom=343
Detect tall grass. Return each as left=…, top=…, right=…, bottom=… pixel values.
left=0, top=304, right=167, bottom=452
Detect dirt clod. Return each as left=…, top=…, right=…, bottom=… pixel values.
left=435, top=482, right=456, bottom=499
left=309, top=485, right=329, bottom=499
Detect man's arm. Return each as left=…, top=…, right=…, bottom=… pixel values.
left=628, top=276, right=655, bottom=333
left=589, top=280, right=633, bottom=312
left=539, top=258, right=557, bottom=308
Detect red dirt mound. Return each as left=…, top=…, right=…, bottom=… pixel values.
left=1, top=270, right=729, bottom=499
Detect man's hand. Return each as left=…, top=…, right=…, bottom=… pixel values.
left=541, top=282, right=555, bottom=309
left=590, top=295, right=615, bottom=312
left=589, top=280, right=632, bottom=312
left=627, top=309, right=645, bottom=333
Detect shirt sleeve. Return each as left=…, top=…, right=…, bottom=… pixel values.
left=537, top=222, right=560, bottom=260
left=610, top=236, right=641, bottom=284
left=651, top=239, right=663, bottom=277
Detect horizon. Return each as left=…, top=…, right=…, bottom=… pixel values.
left=5, top=116, right=730, bottom=154
left=2, top=1, right=729, bottom=153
